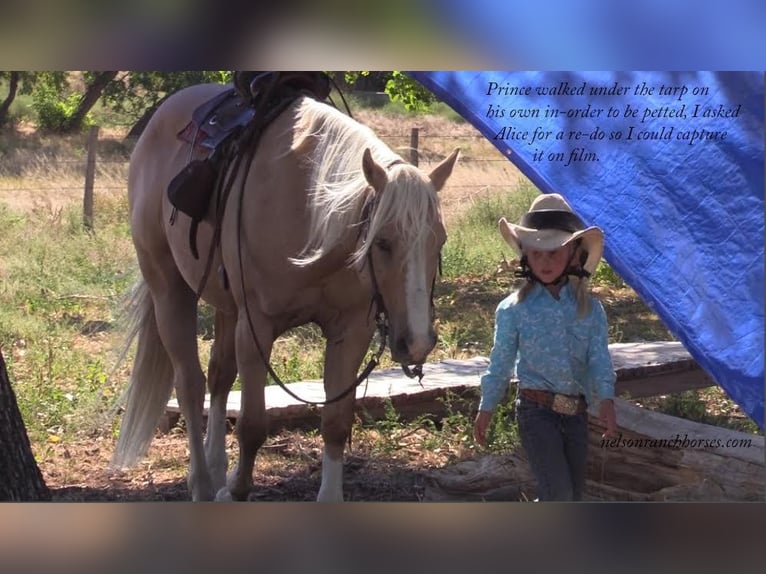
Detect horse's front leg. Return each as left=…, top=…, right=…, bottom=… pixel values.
left=317, top=312, right=376, bottom=502
left=218, top=310, right=273, bottom=501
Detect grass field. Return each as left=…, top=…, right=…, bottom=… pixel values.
left=0, top=97, right=760, bottom=499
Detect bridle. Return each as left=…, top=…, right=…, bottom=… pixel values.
left=355, top=191, right=442, bottom=385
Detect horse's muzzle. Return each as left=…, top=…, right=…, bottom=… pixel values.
left=391, top=330, right=437, bottom=365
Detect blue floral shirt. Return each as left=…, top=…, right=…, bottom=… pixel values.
left=479, top=281, right=616, bottom=412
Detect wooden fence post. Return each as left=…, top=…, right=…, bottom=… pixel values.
left=409, top=127, right=419, bottom=166
left=83, top=125, right=99, bottom=231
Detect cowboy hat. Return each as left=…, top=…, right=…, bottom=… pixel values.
left=498, top=193, right=604, bottom=274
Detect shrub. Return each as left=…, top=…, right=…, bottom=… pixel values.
left=32, top=86, right=91, bottom=133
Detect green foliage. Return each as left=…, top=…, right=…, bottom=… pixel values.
left=343, top=71, right=370, bottom=86
left=358, top=398, right=404, bottom=455
left=658, top=390, right=709, bottom=422
left=485, top=400, right=519, bottom=452
left=343, top=71, right=435, bottom=112
left=429, top=101, right=466, bottom=123
left=29, top=72, right=68, bottom=94
left=0, top=71, right=34, bottom=94
left=12, top=346, right=118, bottom=443
left=266, top=324, right=326, bottom=385
left=591, top=260, right=625, bottom=288
left=640, top=389, right=761, bottom=435
left=5, top=71, right=234, bottom=131
left=361, top=390, right=520, bottom=457
left=101, top=71, right=232, bottom=122
left=384, top=71, right=435, bottom=112
left=434, top=391, right=474, bottom=444
left=15, top=71, right=436, bottom=131
left=32, top=91, right=89, bottom=133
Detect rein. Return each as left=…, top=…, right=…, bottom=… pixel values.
left=234, top=189, right=390, bottom=406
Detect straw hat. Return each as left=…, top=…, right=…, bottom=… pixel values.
left=498, top=193, right=604, bottom=275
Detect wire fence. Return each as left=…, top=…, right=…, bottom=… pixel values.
left=0, top=127, right=525, bottom=223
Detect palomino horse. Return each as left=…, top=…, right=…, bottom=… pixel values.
left=111, top=82, right=459, bottom=501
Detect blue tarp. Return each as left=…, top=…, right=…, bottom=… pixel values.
left=411, top=71, right=764, bottom=429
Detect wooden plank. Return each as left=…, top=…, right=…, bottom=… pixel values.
left=163, top=341, right=718, bottom=432
left=165, top=357, right=490, bottom=432
left=616, top=367, right=715, bottom=398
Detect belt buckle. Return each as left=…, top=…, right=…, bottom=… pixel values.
left=552, top=393, right=579, bottom=415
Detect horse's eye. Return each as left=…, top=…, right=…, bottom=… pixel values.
left=375, top=238, right=392, bottom=253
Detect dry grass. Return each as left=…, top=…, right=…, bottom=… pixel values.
left=0, top=127, right=131, bottom=214
left=353, top=107, right=526, bottom=225
left=0, top=109, right=522, bottom=225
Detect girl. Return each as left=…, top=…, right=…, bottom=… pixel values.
left=473, top=193, right=617, bottom=501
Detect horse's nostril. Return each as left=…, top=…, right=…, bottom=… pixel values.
left=395, top=336, right=409, bottom=357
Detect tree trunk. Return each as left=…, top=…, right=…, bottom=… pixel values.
left=63, top=71, right=118, bottom=133
left=125, top=94, right=170, bottom=140
left=0, top=349, right=51, bottom=501
left=0, top=71, right=20, bottom=128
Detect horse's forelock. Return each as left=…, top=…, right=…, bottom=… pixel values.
left=356, top=165, right=442, bottom=265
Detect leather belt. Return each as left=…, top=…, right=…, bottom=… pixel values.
left=519, top=388, right=587, bottom=415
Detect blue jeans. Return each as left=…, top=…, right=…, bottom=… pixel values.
left=516, top=395, right=589, bottom=501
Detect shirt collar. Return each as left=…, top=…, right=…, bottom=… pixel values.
left=528, top=279, right=575, bottom=302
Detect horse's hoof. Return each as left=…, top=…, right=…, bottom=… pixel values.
left=188, top=477, right=215, bottom=502
left=316, top=489, right=344, bottom=503
left=210, top=472, right=227, bottom=494
left=191, top=489, right=215, bottom=502
left=215, top=487, right=233, bottom=502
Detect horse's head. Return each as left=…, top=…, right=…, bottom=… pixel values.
left=359, top=147, right=459, bottom=366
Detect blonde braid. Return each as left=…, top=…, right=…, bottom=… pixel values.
left=571, top=275, right=592, bottom=317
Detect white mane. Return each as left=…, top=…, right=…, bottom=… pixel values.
left=289, top=98, right=442, bottom=267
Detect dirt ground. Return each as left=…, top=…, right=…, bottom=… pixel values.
left=41, top=427, right=466, bottom=502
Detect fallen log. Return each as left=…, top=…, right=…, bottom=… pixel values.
left=423, top=399, right=764, bottom=501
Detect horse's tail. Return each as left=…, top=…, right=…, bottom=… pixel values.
left=111, top=279, right=175, bottom=468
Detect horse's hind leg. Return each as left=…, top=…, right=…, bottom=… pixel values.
left=220, top=311, right=273, bottom=501
left=317, top=312, right=376, bottom=502
left=204, top=309, right=238, bottom=494
left=149, top=277, right=214, bottom=501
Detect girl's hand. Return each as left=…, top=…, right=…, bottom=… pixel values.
left=599, top=399, right=617, bottom=438
left=473, top=410, right=493, bottom=446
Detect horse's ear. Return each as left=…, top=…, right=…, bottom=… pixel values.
left=362, top=148, right=388, bottom=192
left=429, top=148, right=459, bottom=192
